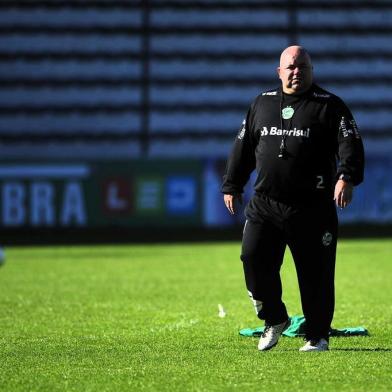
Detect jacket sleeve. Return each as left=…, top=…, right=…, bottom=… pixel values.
left=333, top=98, right=365, bottom=186
left=221, top=105, right=257, bottom=194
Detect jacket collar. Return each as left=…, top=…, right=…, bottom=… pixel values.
left=278, top=83, right=316, bottom=98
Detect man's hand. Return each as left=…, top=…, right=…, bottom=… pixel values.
left=334, top=179, right=353, bottom=208
left=224, top=194, right=243, bottom=215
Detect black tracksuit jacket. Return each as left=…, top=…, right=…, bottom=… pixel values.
left=222, top=84, right=365, bottom=206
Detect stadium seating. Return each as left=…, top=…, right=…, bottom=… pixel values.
left=0, top=0, right=391, bottom=158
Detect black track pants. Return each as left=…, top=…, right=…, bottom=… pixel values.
left=241, top=194, right=338, bottom=340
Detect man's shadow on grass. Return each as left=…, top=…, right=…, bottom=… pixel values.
left=275, top=347, right=392, bottom=352
left=332, top=347, right=392, bottom=352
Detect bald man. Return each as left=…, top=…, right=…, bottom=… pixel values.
left=222, top=46, right=364, bottom=352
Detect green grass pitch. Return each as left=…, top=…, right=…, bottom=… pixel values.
left=0, top=239, right=391, bottom=391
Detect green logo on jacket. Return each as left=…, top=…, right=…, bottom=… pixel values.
left=282, top=106, right=294, bottom=120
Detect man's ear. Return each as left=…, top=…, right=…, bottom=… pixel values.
left=276, top=67, right=281, bottom=79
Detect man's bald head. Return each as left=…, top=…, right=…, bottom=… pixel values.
left=279, top=46, right=311, bottom=67
left=277, top=46, right=313, bottom=94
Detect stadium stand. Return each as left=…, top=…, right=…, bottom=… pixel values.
left=0, top=0, right=392, bottom=159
